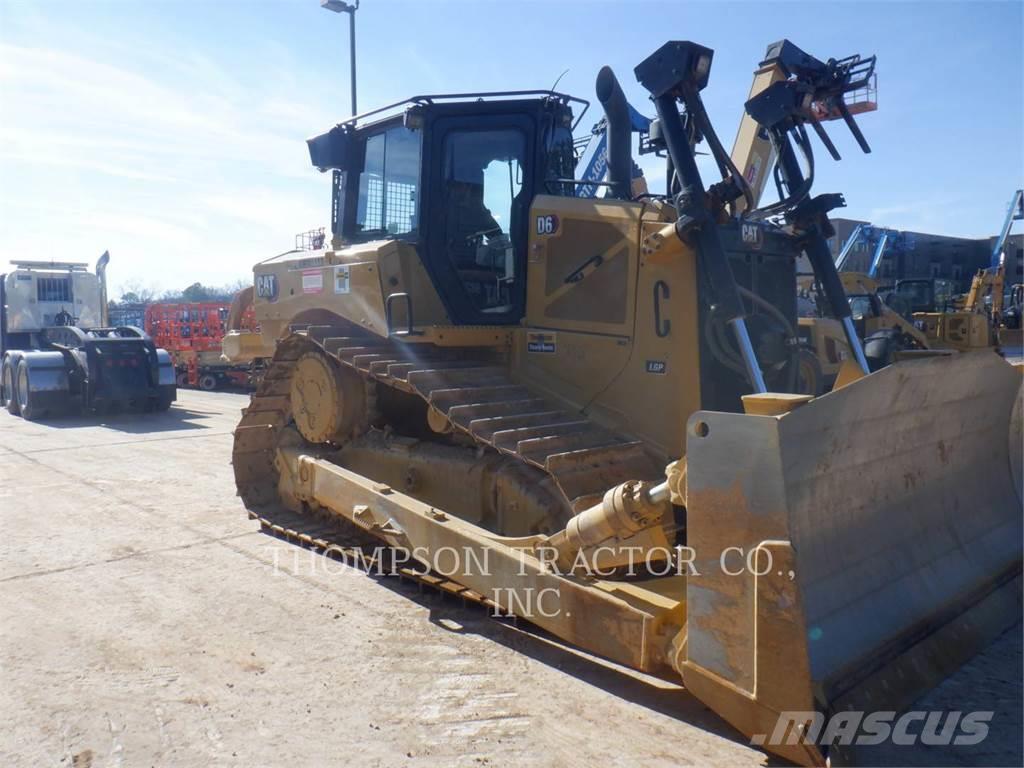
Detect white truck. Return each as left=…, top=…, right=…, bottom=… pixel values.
left=0, top=253, right=176, bottom=419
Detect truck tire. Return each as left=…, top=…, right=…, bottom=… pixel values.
left=3, top=356, right=21, bottom=416
left=176, top=371, right=189, bottom=387
left=15, top=360, right=38, bottom=421
left=199, top=373, right=218, bottom=391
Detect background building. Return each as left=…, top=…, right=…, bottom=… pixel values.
left=825, top=218, right=1021, bottom=292
left=993, top=233, right=1023, bottom=284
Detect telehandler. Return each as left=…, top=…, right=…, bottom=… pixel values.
left=231, top=40, right=1022, bottom=765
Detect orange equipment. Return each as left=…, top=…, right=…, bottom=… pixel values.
left=144, top=301, right=257, bottom=390
left=144, top=302, right=230, bottom=353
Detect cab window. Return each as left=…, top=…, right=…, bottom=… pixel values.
left=440, top=128, right=525, bottom=313
left=848, top=295, right=874, bottom=320
left=37, top=277, right=72, bottom=302
left=933, top=279, right=954, bottom=311
left=354, top=125, right=421, bottom=239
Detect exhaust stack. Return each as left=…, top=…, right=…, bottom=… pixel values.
left=595, top=66, right=632, bottom=199
left=95, top=250, right=110, bottom=327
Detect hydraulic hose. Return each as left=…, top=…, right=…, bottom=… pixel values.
left=749, top=124, right=816, bottom=221
left=689, top=94, right=755, bottom=215
left=704, top=285, right=799, bottom=392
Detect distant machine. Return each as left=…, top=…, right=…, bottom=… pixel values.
left=0, top=253, right=176, bottom=419
left=145, top=301, right=256, bottom=390
left=896, top=188, right=1024, bottom=350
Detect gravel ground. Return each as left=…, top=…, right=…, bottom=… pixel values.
left=0, top=389, right=1020, bottom=767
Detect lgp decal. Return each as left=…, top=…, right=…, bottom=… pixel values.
left=302, top=269, right=324, bottom=294
left=255, top=273, right=278, bottom=302
left=527, top=331, right=557, bottom=354
left=646, top=360, right=667, bottom=375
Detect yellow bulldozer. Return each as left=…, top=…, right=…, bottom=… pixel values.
left=228, top=39, right=1022, bottom=765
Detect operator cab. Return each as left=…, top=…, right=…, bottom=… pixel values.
left=1, top=261, right=105, bottom=354
left=307, top=93, right=581, bottom=325
left=894, top=277, right=956, bottom=313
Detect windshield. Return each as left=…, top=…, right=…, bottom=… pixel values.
left=847, top=295, right=874, bottom=320
left=896, top=280, right=955, bottom=311
left=896, top=281, right=932, bottom=309
left=933, top=279, right=954, bottom=309
left=441, top=127, right=525, bottom=313
left=351, top=124, right=421, bottom=240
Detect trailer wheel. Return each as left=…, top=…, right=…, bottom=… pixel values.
left=176, top=372, right=189, bottom=388
left=198, top=373, right=218, bottom=391
left=15, top=361, right=39, bottom=420
left=2, top=356, right=20, bottom=415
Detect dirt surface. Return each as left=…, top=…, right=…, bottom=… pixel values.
left=1, top=389, right=1020, bottom=767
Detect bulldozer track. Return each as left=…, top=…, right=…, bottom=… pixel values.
left=232, top=325, right=662, bottom=609
left=234, top=325, right=662, bottom=512
left=232, top=325, right=663, bottom=606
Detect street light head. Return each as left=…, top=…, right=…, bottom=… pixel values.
left=321, top=0, right=355, bottom=13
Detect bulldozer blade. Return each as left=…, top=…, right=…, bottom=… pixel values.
left=683, top=350, right=1022, bottom=765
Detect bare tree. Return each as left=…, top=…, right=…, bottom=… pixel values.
left=117, top=280, right=157, bottom=305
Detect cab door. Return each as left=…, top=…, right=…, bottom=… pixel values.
left=423, top=113, right=537, bottom=325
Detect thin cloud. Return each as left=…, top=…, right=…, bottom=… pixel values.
left=0, top=39, right=333, bottom=296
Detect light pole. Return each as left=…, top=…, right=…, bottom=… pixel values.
left=321, top=0, right=359, bottom=116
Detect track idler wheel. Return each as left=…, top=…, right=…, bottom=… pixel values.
left=290, top=350, right=366, bottom=444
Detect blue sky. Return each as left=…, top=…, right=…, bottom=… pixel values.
left=1, top=0, right=1021, bottom=297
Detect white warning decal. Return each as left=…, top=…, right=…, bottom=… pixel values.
left=334, top=266, right=351, bottom=294
left=302, top=269, right=323, bottom=294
